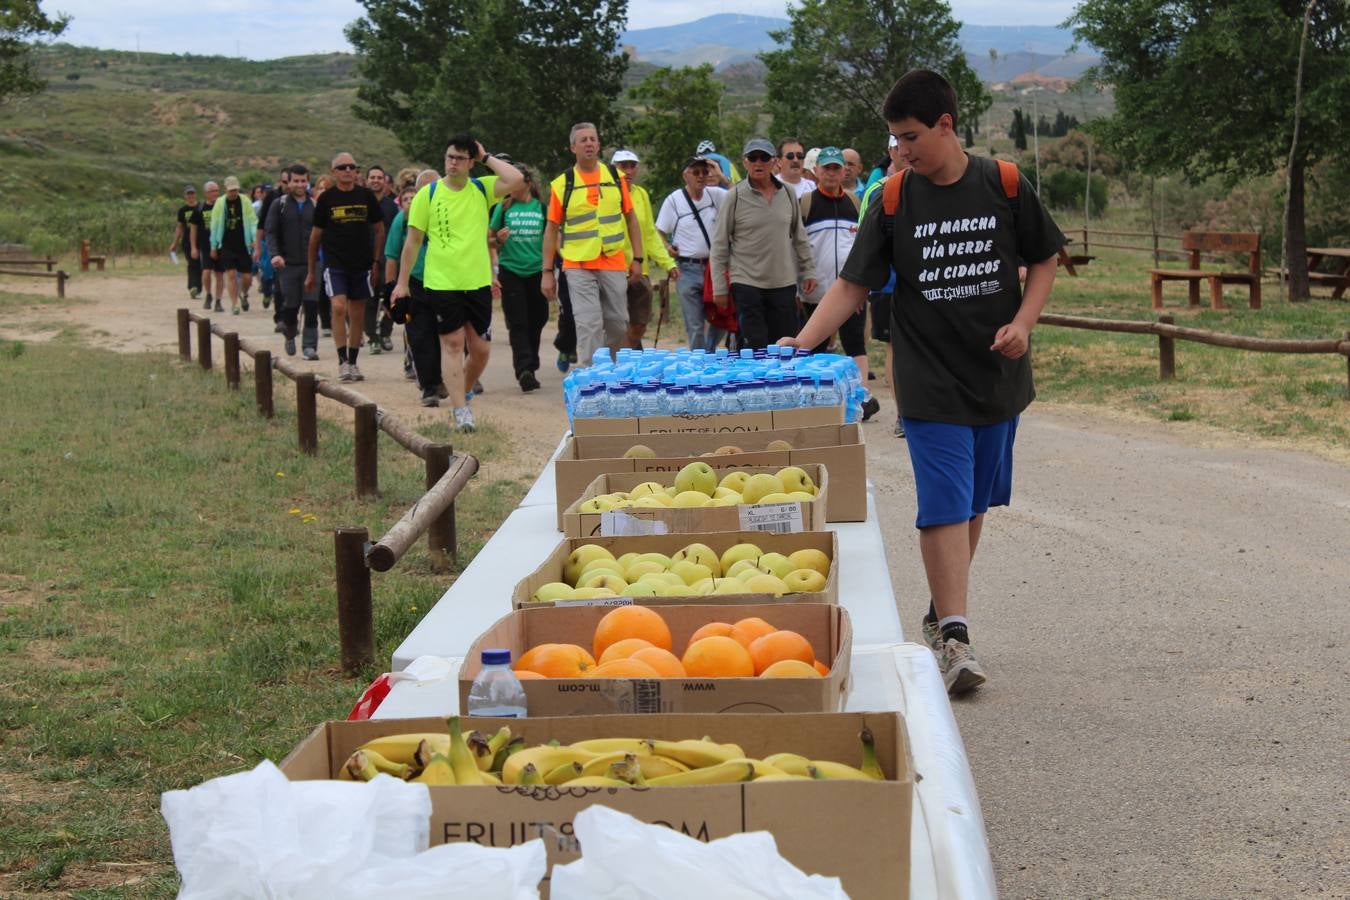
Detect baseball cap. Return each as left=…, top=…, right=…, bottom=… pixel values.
left=817, top=146, right=846, bottom=167
left=696, top=139, right=717, bottom=154
left=610, top=149, right=639, bottom=165
left=742, top=137, right=776, bottom=157
left=803, top=147, right=821, bottom=170
left=223, top=175, right=241, bottom=191
left=183, top=185, right=197, bottom=194
left=682, top=154, right=711, bottom=171
left=887, top=134, right=899, bottom=149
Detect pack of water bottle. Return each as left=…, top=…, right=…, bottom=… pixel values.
left=563, top=346, right=865, bottom=425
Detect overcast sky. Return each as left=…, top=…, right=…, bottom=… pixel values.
left=44, top=0, right=1078, bottom=59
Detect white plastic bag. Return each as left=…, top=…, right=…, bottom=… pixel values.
left=161, top=760, right=545, bottom=900
left=549, top=805, right=849, bottom=900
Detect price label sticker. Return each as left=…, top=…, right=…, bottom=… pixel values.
left=554, top=597, right=634, bottom=608
left=599, top=511, right=669, bottom=537
left=738, top=502, right=804, bottom=534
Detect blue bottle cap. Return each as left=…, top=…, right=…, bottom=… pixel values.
left=482, top=649, right=512, bottom=666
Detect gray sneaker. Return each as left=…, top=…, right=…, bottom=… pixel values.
left=938, top=638, right=987, bottom=696
left=453, top=404, right=476, bottom=432
left=348, top=363, right=364, bottom=382
left=338, top=363, right=354, bottom=383
left=284, top=336, right=296, bottom=356
left=920, top=617, right=942, bottom=653
left=303, top=348, right=319, bottom=361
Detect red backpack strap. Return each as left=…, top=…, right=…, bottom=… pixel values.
left=882, top=167, right=908, bottom=216
left=995, top=159, right=1019, bottom=199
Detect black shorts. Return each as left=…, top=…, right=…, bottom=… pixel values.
left=215, top=246, right=251, bottom=273
left=869, top=291, right=892, bottom=342
left=323, top=266, right=373, bottom=300
left=424, top=286, right=492, bottom=336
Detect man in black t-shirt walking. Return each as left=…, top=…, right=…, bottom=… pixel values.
left=781, top=70, right=1065, bottom=696
left=364, top=164, right=398, bottom=355
left=209, top=175, right=257, bottom=316
left=189, top=181, right=219, bottom=311
left=170, top=185, right=203, bottom=300
left=306, top=152, right=385, bottom=383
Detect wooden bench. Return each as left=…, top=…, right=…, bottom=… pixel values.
left=79, top=239, right=106, bottom=272
left=1150, top=230, right=1261, bottom=310
left=1056, top=245, right=1096, bottom=277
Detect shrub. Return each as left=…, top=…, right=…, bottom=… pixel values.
left=1042, top=168, right=1109, bottom=216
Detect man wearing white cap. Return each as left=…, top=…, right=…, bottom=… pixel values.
left=610, top=149, right=676, bottom=349
left=209, top=175, right=257, bottom=315
left=656, top=155, right=728, bottom=351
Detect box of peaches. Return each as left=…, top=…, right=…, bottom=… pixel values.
left=459, top=602, right=852, bottom=716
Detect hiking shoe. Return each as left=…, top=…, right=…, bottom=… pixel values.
left=190, top=287, right=201, bottom=300
left=380, top=336, right=394, bottom=352
left=303, top=348, right=319, bottom=361
left=321, top=328, right=332, bottom=338
left=938, top=638, right=987, bottom=696
left=348, top=363, right=365, bottom=382
left=262, top=294, right=271, bottom=309
left=240, top=294, right=249, bottom=312
left=556, top=351, right=571, bottom=373
left=403, top=366, right=416, bottom=381
left=337, top=363, right=354, bottom=383
left=368, top=337, right=383, bottom=355
left=214, top=299, right=224, bottom=313
left=472, top=380, right=484, bottom=395
left=232, top=304, right=240, bottom=315
left=284, top=336, right=296, bottom=356
left=274, top=322, right=285, bottom=334
left=420, top=389, right=440, bottom=408
left=519, top=371, right=541, bottom=392
left=203, top=294, right=212, bottom=310
left=435, top=383, right=449, bottom=400
left=453, top=405, right=476, bottom=432
left=920, top=617, right=942, bottom=653
left=861, top=393, right=880, bottom=422
left=895, top=418, right=905, bottom=439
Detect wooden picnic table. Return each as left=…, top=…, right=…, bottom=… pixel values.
left=1305, top=247, right=1350, bottom=298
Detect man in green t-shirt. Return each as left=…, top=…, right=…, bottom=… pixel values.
left=390, top=133, right=522, bottom=432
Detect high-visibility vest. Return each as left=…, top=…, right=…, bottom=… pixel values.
left=551, top=164, right=626, bottom=263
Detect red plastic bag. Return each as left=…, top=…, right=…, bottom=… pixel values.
left=347, top=673, right=394, bottom=720
left=701, top=261, right=738, bottom=333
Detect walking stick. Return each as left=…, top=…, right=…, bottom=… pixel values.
left=653, top=279, right=669, bottom=347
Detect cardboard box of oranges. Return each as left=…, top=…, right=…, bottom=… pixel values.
left=460, top=602, right=852, bottom=716
left=513, top=531, right=839, bottom=610
left=560, top=463, right=829, bottom=538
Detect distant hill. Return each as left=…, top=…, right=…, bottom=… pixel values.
left=620, top=14, right=1096, bottom=80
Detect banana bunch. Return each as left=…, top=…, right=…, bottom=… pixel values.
left=339, top=720, right=886, bottom=787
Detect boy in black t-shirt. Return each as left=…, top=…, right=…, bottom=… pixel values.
left=781, top=69, right=1064, bottom=696
left=306, top=152, right=384, bottom=383
left=171, top=185, right=203, bottom=300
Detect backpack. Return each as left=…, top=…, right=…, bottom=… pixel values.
left=559, top=163, right=621, bottom=244
left=880, top=158, right=1019, bottom=240
left=800, top=187, right=859, bottom=222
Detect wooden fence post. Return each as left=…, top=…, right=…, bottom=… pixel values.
left=254, top=350, right=274, bottom=418
left=296, top=373, right=317, bottom=454
left=425, top=443, right=456, bottom=570
left=80, top=239, right=91, bottom=273
left=1152, top=230, right=1160, bottom=268
left=354, top=402, right=379, bottom=498
left=1343, top=331, right=1349, bottom=401
left=56, top=271, right=67, bottom=298
left=1158, top=315, right=1176, bottom=380
left=334, top=526, right=374, bottom=676
left=177, top=309, right=191, bottom=360
left=223, top=333, right=240, bottom=389
left=197, top=318, right=212, bottom=371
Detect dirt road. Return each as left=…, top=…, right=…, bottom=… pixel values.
left=4, top=270, right=1346, bottom=898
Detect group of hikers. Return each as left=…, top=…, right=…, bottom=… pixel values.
left=169, top=69, right=1068, bottom=695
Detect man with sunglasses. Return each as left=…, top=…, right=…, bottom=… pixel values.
left=776, top=137, right=816, bottom=200
left=306, top=152, right=385, bottom=383
left=709, top=137, right=817, bottom=350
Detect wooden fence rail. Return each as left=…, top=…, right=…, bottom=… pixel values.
left=1038, top=312, right=1350, bottom=391
left=176, top=308, right=480, bottom=674
left=0, top=267, right=70, bottom=297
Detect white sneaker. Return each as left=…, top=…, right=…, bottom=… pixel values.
left=338, top=363, right=353, bottom=383
left=453, top=405, right=476, bottom=432
left=348, top=363, right=364, bottom=382
left=938, top=638, right=987, bottom=695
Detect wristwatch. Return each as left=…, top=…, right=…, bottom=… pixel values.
left=633, top=256, right=644, bottom=263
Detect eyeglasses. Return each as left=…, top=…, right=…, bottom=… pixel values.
left=445, top=154, right=472, bottom=162
left=782, top=152, right=805, bottom=161
left=334, top=163, right=359, bottom=171
left=745, top=153, right=772, bottom=163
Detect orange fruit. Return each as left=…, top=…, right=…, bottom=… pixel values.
left=585, top=657, right=662, bottom=678
left=730, top=616, right=777, bottom=649
left=687, top=621, right=735, bottom=647
left=760, top=659, right=823, bottom=678
left=513, top=669, right=546, bottom=680
left=681, top=635, right=755, bottom=678
left=629, top=646, right=687, bottom=677
left=593, top=606, right=672, bottom=659
left=516, top=643, right=596, bottom=678
left=748, top=629, right=816, bottom=675
left=812, top=660, right=831, bottom=676
left=598, top=637, right=655, bottom=664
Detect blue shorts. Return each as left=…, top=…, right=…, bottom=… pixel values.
left=903, top=416, right=1018, bottom=528
left=323, top=266, right=373, bottom=301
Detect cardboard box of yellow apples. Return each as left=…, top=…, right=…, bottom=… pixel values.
left=554, top=423, right=867, bottom=527
left=561, top=462, right=828, bottom=538
left=569, top=404, right=843, bottom=437
left=513, top=531, right=839, bottom=610
left=461, top=602, right=851, bottom=715
left=279, top=711, right=913, bottom=900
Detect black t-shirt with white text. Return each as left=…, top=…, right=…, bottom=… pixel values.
left=222, top=195, right=248, bottom=254
left=841, top=155, right=1064, bottom=425
left=314, top=186, right=382, bottom=269
left=175, top=203, right=199, bottom=253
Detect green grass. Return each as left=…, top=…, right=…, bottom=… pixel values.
left=0, top=339, right=521, bottom=895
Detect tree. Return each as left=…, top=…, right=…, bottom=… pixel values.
left=626, top=65, right=722, bottom=202
left=761, top=0, right=990, bottom=157
left=346, top=0, right=629, bottom=175
left=1071, top=0, right=1350, bottom=300
left=1010, top=108, right=1027, bottom=151
left=1, top=0, right=69, bottom=105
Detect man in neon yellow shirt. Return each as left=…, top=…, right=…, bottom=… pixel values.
left=390, top=133, right=522, bottom=432
left=610, top=149, right=677, bottom=349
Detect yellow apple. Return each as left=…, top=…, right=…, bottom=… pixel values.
left=624, top=560, right=667, bottom=582
left=563, top=544, right=616, bottom=584
left=674, top=461, right=717, bottom=496
left=578, top=558, right=625, bottom=582
left=617, top=552, right=641, bottom=570
left=726, top=558, right=761, bottom=580
left=754, top=492, right=795, bottom=504
left=782, top=568, right=828, bottom=593
left=672, top=490, right=711, bottom=508
left=578, top=496, right=617, bottom=513
left=660, top=583, right=698, bottom=597
left=578, top=570, right=628, bottom=592
left=787, top=548, right=831, bottom=577
left=624, top=444, right=656, bottom=459
left=719, top=542, right=764, bottom=572
left=786, top=491, right=815, bottom=502
left=691, top=577, right=716, bottom=594
left=635, top=552, right=673, bottom=569
left=765, top=439, right=794, bottom=452
left=532, top=582, right=574, bottom=602
left=569, top=586, right=618, bottom=599
left=718, top=470, right=751, bottom=493
left=672, top=542, right=722, bottom=576
left=632, top=496, right=666, bottom=509
left=670, top=560, right=713, bottom=585
left=712, top=578, right=748, bottom=595
left=621, top=581, right=660, bottom=597
left=742, top=573, right=789, bottom=597
left=629, top=481, right=666, bottom=498
left=713, top=445, right=744, bottom=455
left=756, top=552, right=794, bottom=579
left=775, top=466, right=816, bottom=495
left=712, top=486, right=742, bottom=500
left=741, top=473, right=786, bottom=504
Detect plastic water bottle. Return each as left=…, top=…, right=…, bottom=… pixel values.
left=690, top=383, right=718, bottom=414
left=741, top=379, right=771, bottom=412
left=574, top=384, right=604, bottom=418
left=666, top=384, right=688, bottom=415
left=815, top=376, right=839, bottom=407
left=605, top=383, right=633, bottom=417
left=718, top=383, right=741, bottom=413
left=467, top=649, right=528, bottom=718
left=635, top=383, right=663, bottom=416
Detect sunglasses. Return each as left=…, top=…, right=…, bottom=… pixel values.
left=782, top=152, right=805, bottom=160
left=334, top=163, right=359, bottom=171
left=745, top=153, right=772, bottom=163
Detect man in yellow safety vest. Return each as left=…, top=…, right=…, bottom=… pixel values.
left=540, top=122, right=645, bottom=367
